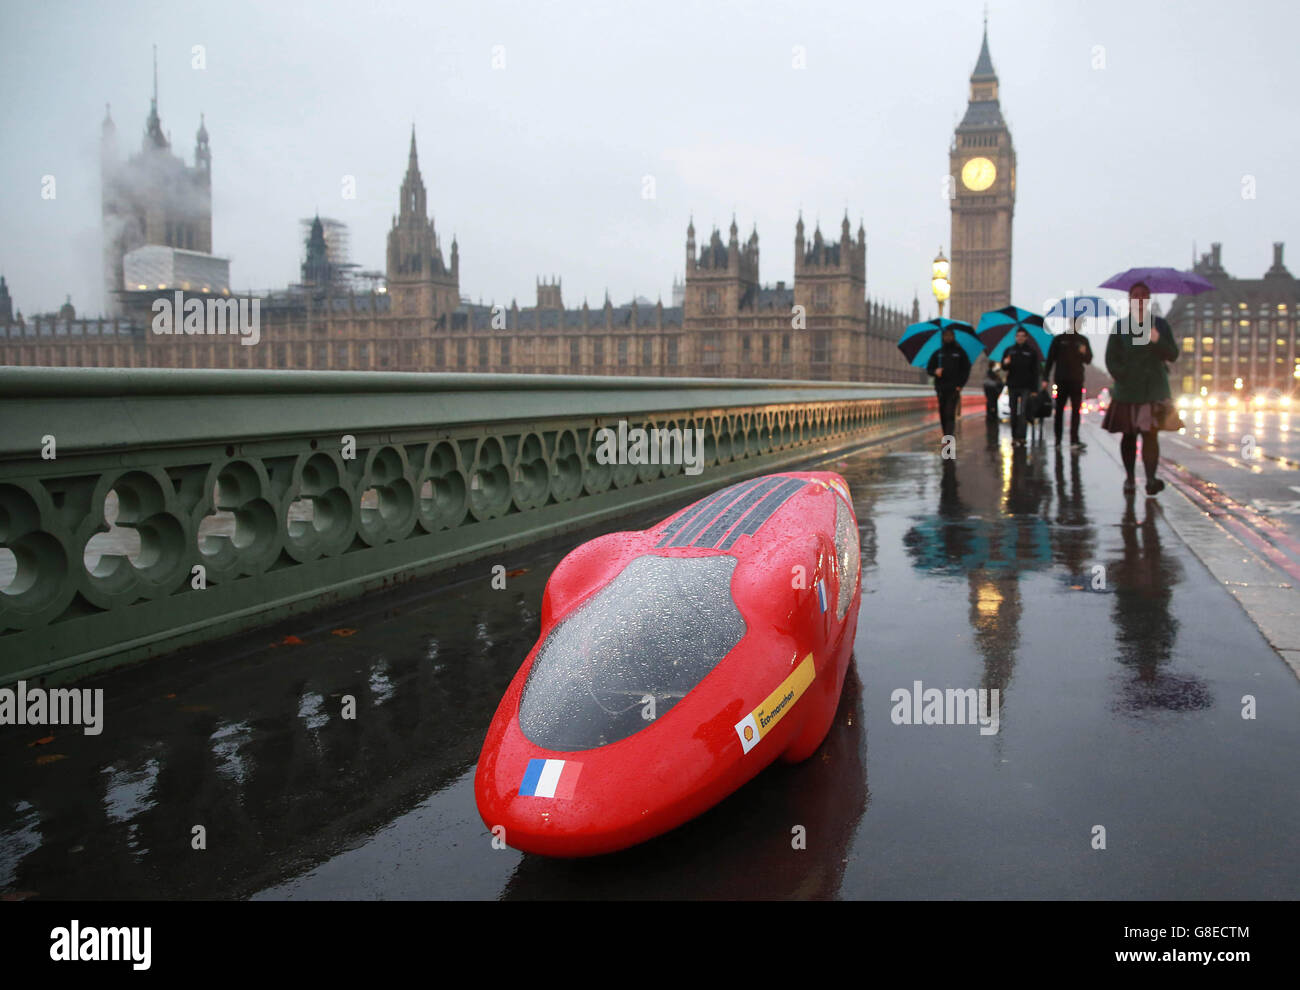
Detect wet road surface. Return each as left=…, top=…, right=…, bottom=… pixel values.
left=1163, top=409, right=1300, bottom=554
left=3, top=414, right=1298, bottom=899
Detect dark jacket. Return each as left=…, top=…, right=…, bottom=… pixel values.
left=1044, top=332, right=1093, bottom=384
left=1105, top=316, right=1178, bottom=403
left=926, top=341, right=972, bottom=392
left=1001, top=341, right=1041, bottom=390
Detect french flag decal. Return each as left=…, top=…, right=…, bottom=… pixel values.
left=816, top=578, right=828, bottom=613
left=519, top=758, right=583, bottom=799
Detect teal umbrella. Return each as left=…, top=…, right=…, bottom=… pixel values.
left=977, top=305, right=1051, bottom=361
left=897, top=317, right=982, bottom=368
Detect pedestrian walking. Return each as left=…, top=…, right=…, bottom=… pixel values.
left=1000, top=327, right=1041, bottom=445
left=1043, top=316, right=1094, bottom=447
left=926, top=327, right=972, bottom=438
left=1101, top=282, right=1179, bottom=495
left=983, top=363, right=1004, bottom=423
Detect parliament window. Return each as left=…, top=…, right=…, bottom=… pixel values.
left=478, top=339, right=489, bottom=367
left=812, top=332, right=829, bottom=364
left=571, top=338, right=581, bottom=366
left=667, top=338, right=678, bottom=366
left=434, top=339, right=445, bottom=366
left=762, top=335, right=771, bottom=364
left=701, top=331, right=721, bottom=365
left=782, top=334, right=791, bottom=362
left=593, top=339, right=604, bottom=365
left=642, top=338, right=652, bottom=366
left=457, top=339, right=467, bottom=368
left=500, top=339, right=510, bottom=367
left=618, top=338, right=628, bottom=366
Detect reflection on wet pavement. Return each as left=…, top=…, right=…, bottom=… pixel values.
left=3, top=417, right=1298, bottom=900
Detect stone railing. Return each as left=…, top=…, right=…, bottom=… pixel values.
left=0, top=367, right=949, bottom=684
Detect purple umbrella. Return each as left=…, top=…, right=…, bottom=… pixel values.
left=1100, top=268, right=1215, bottom=295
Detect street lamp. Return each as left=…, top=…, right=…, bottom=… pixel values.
left=931, top=248, right=951, bottom=319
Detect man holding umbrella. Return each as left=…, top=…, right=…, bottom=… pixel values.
left=1043, top=316, right=1094, bottom=448
left=976, top=304, right=1050, bottom=446
left=926, top=327, right=972, bottom=438
left=1001, top=327, right=1041, bottom=445
left=898, top=316, right=983, bottom=441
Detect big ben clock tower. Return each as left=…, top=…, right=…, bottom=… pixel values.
left=949, top=21, right=1016, bottom=327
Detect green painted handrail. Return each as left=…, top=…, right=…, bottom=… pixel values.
left=0, top=367, right=942, bottom=684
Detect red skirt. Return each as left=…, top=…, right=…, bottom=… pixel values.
left=1102, top=401, right=1160, bottom=434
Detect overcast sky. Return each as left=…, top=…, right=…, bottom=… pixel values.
left=2, top=0, right=1296, bottom=319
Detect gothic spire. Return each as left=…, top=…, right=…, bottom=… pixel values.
left=144, top=44, right=168, bottom=150
left=398, top=127, right=427, bottom=221
left=972, top=18, right=996, bottom=80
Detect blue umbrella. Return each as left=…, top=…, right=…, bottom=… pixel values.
left=977, top=305, right=1051, bottom=362
left=897, top=317, right=982, bottom=369
left=1045, top=295, right=1116, bottom=322
left=1100, top=267, right=1215, bottom=295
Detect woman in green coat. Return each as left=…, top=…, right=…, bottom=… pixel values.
left=1101, top=283, right=1179, bottom=495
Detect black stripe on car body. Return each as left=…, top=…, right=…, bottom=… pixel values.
left=718, top=477, right=808, bottom=549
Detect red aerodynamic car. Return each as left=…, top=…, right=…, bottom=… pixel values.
left=475, top=470, right=862, bottom=857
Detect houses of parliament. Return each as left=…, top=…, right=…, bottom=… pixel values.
left=0, top=66, right=923, bottom=384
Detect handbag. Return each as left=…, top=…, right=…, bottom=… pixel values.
left=1025, top=386, right=1052, bottom=421
left=1155, top=360, right=1184, bottom=431
left=1153, top=398, right=1185, bottom=432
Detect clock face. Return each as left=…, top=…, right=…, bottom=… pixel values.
left=961, top=157, right=997, bottom=191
